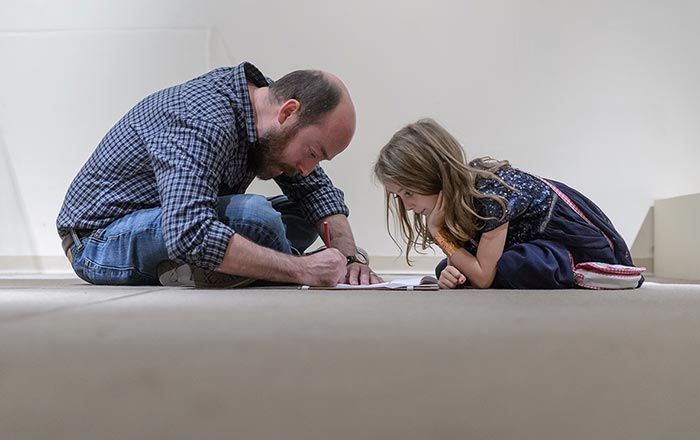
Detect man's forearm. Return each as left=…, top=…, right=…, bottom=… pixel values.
left=320, top=213, right=382, bottom=285
left=216, top=233, right=301, bottom=283
left=320, top=214, right=357, bottom=256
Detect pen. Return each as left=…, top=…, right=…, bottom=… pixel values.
left=323, top=221, right=331, bottom=248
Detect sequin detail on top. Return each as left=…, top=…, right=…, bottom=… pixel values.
left=469, top=163, right=554, bottom=249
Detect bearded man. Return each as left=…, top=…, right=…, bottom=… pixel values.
left=57, top=62, right=380, bottom=287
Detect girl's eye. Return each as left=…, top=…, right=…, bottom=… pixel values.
left=403, top=191, right=413, bottom=197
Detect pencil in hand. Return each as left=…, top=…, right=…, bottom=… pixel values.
left=323, top=221, right=331, bottom=249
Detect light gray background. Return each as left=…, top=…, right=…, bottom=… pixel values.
left=1, top=0, right=699, bottom=272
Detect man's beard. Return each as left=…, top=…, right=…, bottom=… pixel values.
left=249, top=123, right=301, bottom=180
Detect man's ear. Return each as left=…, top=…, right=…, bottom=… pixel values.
left=277, top=99, right=300, bottom=125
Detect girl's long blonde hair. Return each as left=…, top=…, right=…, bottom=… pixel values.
left=373, top=118, right=511, bottom=264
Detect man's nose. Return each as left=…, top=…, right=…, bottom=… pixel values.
left=297, top=164, right=312, bottom=177
left=298, top=160, right=319, bottom=177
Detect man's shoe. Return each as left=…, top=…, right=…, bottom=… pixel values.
left=157, top=260, right=256, bottom=288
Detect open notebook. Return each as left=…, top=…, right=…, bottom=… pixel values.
left=301, top=276, right=439, bottom=291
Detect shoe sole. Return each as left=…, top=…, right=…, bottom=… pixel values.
left=191, top=267, right=257, bottom=289
left=158, top=261, right=256, bottom=289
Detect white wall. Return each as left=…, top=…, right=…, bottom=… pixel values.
left=654, top=194, right=700, bottom=281
left=1, top=0, right=699, bottom=271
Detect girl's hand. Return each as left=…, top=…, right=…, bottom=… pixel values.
left=438, top=264, right=467, bottom=289
left=427, top=191, right=445, bottom=236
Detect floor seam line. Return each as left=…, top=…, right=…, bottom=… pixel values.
left=0, top=288, right=162, bottom=326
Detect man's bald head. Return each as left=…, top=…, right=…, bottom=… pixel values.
left=251, top=69, right=356, bottom=179
left=268, top=70, right=349, bottom=129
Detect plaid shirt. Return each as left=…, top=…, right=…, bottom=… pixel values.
left=57, top=62, right=349, bottom=269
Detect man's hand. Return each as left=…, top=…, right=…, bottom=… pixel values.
left=438, top=265, right=467, bottom=289
left=300, top=248, right=347, bottom=286
left=345, top=263, right=383, bottom=285
left=316, top=214, right=382, bottom=285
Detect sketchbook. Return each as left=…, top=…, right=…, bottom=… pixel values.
left=301, top=276, right=439, bottom=291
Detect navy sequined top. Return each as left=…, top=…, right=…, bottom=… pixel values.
left=456, top=160, right=635, bottom=270
left=466, top=163, right=554, bottom=251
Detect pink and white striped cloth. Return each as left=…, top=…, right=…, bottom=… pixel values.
left=573, top=262, right=646, bottom=290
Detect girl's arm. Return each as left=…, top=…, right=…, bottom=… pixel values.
left=428, top=192, right=508, bottom=288
left=444, top=223, right=508, bottom=288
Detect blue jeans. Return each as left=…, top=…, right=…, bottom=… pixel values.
left=68, top=194, right=318, bottom=285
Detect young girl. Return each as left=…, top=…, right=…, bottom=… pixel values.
left=373, top=118, right=644, bottom=289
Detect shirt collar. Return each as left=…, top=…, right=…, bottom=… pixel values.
left=233, top=62, right=272, bottom=144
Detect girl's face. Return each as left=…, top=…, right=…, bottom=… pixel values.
left=384, top=181, right=439, bottom=217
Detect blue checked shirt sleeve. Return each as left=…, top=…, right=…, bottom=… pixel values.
left=147, top=118, right=234, bottom=269
left=274, top=166, right=349, bottom=224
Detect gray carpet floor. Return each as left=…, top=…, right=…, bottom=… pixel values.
left=1, top=276, right=699, bottom=440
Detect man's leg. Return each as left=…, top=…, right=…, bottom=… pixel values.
left=71, top=194, right=305, bottom=286
left=218, top=194, right=295, bottom=254
left=267, top=194, right=319, bottom=254
left=159, top=194, right=299, bottom=287
left=70, top=207, right=169, bottom=285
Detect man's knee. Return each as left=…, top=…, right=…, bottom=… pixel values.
left=218, top=194, right=290, bottom=251
left=269, top=195, right=317, bottom=253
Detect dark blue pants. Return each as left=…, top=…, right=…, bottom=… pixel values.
left=435, top=179, right=640, bottom=289
left=436, top=239, right=576, bottom=289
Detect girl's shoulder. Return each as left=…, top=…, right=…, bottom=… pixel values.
left=471, top=162, right=530, bottom=193
left=472, top=164, right=552, bottom=208
left=470, top=164, right=553, bottom=232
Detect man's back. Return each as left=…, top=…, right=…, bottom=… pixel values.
left=56, top=67, right=249, bottom=235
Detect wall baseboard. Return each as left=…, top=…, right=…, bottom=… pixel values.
left=2, top=253, right=655, bottom=280
left=0, top=255, right=444, bottom=276
left=0, top=256, right=73, bottom=274
left=370, top=255, right=443, bottom=276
